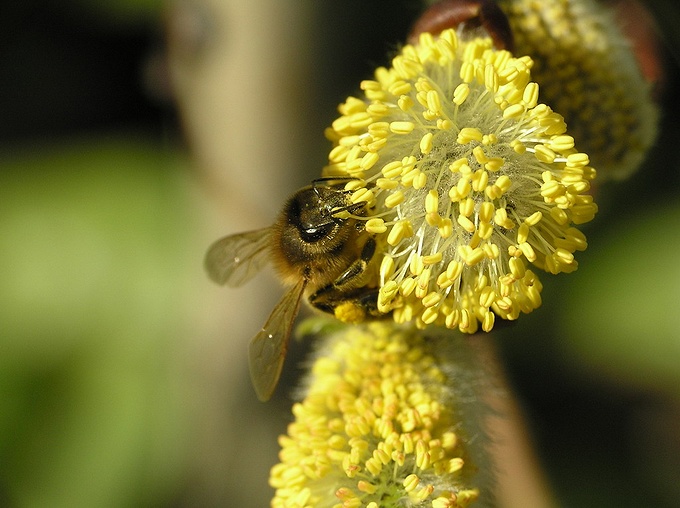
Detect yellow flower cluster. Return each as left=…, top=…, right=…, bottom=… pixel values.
left=270, top=322, right=481, bottom=508
left=324, top=30, right=597, bottom=333
left=498, top=0, right=658, bottom=180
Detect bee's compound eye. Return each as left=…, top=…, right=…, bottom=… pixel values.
left=299, top=221, right=334, bottom=243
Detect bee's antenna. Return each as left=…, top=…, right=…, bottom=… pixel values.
left=311, top=176, right=360, bottom=199
left=330, top=200, right=369, bottom=219
left=311, top=176, right=359, bottom=191
left=311, top=176, right=358, bottom=184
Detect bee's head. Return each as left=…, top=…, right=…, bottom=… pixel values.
left=274, top=183, right=368, bottom=266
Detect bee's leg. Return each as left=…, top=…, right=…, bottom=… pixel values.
left=309, top=286, right=382, bottom=322
left=308, top=238, right=377, bottom=315
left=334, top=237, right=375, bottom=287
left=352, top=288, right=382, bottom=317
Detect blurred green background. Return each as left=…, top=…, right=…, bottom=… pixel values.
left=1, top=1, right=679, bottom=507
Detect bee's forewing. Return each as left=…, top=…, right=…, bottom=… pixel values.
left=248, top=278, right=306, bottom=401
left=204, top=227, right=272, bottom=287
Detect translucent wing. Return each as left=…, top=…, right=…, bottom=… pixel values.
left=248, top=277, right=306, bottom=401
left=204, top=227, right=272, bottom=287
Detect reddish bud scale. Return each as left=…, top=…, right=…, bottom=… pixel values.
left=409, top=0, right=514, bottom=51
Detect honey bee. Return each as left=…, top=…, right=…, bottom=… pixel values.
left=205, top=179, right=381, bottom=401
